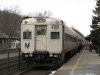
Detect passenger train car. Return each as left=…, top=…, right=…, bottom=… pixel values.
left=21, top=17, right=85, bottom=66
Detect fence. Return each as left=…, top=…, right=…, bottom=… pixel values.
left=0, top=48, right=29, bottom=75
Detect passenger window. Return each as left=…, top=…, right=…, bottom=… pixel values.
left=23, top=31, right=31, bottom=39
left=36, top=25, right=47, bottom=36
left=51, top=32, right=60, bottom=39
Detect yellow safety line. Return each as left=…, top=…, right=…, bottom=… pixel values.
left=70, top=50, right=84, bottom=75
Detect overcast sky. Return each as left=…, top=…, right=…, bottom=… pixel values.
left=0, top=0, right=96, bottom=36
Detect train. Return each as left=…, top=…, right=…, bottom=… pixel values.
left=21, top=17, right=85, bottom=66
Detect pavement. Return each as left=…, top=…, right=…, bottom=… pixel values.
left=54, top=49, right=100, bottom=75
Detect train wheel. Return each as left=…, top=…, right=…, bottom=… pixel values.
left=52, top=59, right=59, bottom=70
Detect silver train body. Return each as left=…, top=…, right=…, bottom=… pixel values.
left=21, top=17, right=85, bottom=66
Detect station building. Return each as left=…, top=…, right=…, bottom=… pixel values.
left=0, top=31, right=19, bottom=49
left=0, top=31, right=9, bottom=49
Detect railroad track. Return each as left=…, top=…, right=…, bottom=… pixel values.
left=20, top=66, right=52, bottom=75
left=0, top=56, right=29, bottom=75
left=0, top=50, right=77, bottom=75
left=17, top=52, right=77, bottom=75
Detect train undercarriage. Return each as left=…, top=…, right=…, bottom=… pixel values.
left=21, top=48, right=79, bottom=69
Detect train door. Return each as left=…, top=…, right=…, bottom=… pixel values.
left=35, top=25, right=47, bottom=51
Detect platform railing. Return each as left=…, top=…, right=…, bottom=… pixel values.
left=0, top=48, right=30, bottom=75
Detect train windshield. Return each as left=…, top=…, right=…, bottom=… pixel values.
left=23, top=31, right=31, bottom=39
left=51, top=32, right=60, bottom=39
left=36, top=25, right=47, bottom=36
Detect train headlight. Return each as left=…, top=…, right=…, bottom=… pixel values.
left=29, top=54, right=32, bottom=57
left=25, top=55, right=28, bottom=57
left=49, top=54, right=53, bottom=57
left=24, top=21, right=27, bottom=24
left=54, top=55, right=58, bottom=57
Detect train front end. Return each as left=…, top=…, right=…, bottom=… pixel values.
left=21, top=17, right=63, bottom=65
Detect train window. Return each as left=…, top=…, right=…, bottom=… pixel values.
left=23, top=31, right=31, bottom=39
left=51, top=32, right=60, bottom=39
left=36, top=25, right=47, bottom=36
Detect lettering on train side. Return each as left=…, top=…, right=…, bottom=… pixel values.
left=25, top=42, right=30, bottom=48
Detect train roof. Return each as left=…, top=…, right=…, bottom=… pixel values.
left=63, top=25, right=77, bottom=38
left=21, top=17, right=85, bottom=41
left=64, top=25, right=85, bottom=40
left=21, top=17, right=63, bottom=25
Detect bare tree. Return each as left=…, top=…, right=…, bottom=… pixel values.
left=0, top=9, right=21, bottom=47
left=34, top=11, right=52, bottom=18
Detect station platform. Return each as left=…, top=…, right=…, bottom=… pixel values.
left=0, top=52, right=18, bottom=59
left=54, top=49, right=100, bottom=75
